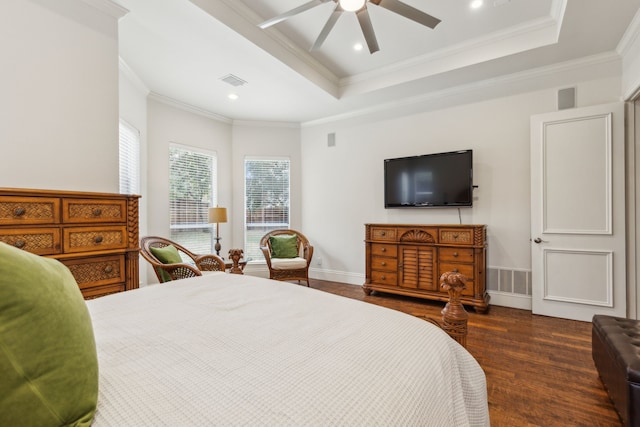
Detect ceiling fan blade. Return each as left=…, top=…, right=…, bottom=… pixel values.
left=311, top=5, right=343, bottom=50
left=370, top=0, right=441, bottom=29
left=356, top=7, right=379, bottom=54
left=258, top=0, right=332, bottom=29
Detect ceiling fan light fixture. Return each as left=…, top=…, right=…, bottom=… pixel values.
left=339, top=0, right=366, bottom=12
left=261, top=0, right=440, bottom=55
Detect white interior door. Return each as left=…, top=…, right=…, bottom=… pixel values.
left=530, top=102, right=626, bottom=322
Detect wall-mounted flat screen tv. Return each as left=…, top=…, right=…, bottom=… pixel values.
left=384, top=150, right=473, bottom=208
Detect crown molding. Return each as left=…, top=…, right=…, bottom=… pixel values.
left=189, top=0, right=340, bottom=98
left=617, top=7, right=640, bottom=56
left=304, top=51, right=621, bottom=127
left=232, top=120, right=300, bottom=129
left=550, top=0, right=568, bottom=39
left=616, top=8, right=640, bottom=99
left=148, top=92, right=232, bottom=124
left=339, top=14, right=562, bottom=97
left=147, top=93, right=300, bottom=128
left=342, top=14, right=560, bottom=87
left=79, top=0, right=128, bottom=19
left=146, top=52, right=619, bottom=128
left=119, top=57, right=149, bottom=95
left=212, top=0, right=337, bottom=81
left=193, top=0, right=569, bottom=101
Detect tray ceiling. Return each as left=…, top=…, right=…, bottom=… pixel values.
left=114, top=0, right=640, bottom=122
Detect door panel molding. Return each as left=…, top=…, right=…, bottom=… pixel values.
left=542, top=113, right=612, bottom=235
left=543, top=248, right=613, bottom=307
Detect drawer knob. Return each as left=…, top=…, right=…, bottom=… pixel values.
left=381, top=231, right=386, bottom=236
left=453, top=268, right=459, bottom=273
left=14, top=240, right=25, bottom=249
left=381, top=247, right=386, bottom=252
left=94, top=236, right=104, bottom=244
left=93, top=208, right=102, bottom=216
left=381, top=275, right=386, bottom=280
left=104, top=266, right=113, bottom=274
left=381, top=261, right=386, bottom=266
left=452, top=234, right=459, bottom=239
left=14, top=207, right=26, bottom=217
left=453, top=252, right=459, bottom=257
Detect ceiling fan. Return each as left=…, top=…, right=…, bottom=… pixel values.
left=258, top=0, right=441, bottom=54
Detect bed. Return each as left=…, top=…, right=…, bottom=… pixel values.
left=87, top=273, right=489, bottom=426
left=0, top=242, right=489, bottom=426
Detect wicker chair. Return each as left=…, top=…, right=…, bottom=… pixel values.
left=260, top=229, right=314, bottom=286
left=140, top=236, right=226, bottom=283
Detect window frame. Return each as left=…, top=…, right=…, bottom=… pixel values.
left=244, top=156, right=291, bottom=262
left=168, top=143, right=218, bottom=255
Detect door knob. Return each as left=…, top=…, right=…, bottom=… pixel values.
left=533, top=237, right=542, bottom=244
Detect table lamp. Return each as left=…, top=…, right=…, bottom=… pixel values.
left=208, top=206, right=227, bottom=257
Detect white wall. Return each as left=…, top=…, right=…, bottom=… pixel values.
left=301, top=76, right=623, bottom=293
left=0, top=0, right=121, bottom=192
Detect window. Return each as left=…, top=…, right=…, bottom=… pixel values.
left=244, top=158, right=290, bottom=260
left=169, top=144, right=217, bottom=255
left=119, top=120, right=140, bottom=194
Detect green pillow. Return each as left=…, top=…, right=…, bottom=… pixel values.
left=269, top=234, right=299, bottom=258
left=149, top=244, right=183, bottom=282
left=149, top=244, right=182, bottom=264
left=0, top=242, right=98, bottom=427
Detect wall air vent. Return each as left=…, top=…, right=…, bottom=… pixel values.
left=220, top=74, right=247, bottom=87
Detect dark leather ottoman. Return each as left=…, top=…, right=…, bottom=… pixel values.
left=592, top=315, right=640, bottom=427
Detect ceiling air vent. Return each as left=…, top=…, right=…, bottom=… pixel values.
left=220, top=74, right=247, bottom=87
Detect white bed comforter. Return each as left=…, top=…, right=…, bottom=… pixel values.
left=87, top=273, right=489, bottom=426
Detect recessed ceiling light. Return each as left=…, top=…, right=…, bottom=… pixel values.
left=470, top=0, right=483, bottom=9
left=228, top=93, right=238, bottom=100
left=354, top=43, right=363, bottom=51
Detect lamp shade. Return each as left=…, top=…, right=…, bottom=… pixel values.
left=208, top=207, right=227, bottom=224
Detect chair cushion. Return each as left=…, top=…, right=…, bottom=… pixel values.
left=271, top=257, right=307, bottom=270
left=149, top=244, right=182, bottom=282
left=0, top=242, right=98, bottom=426
left=269, top=234, right=298, bottom=258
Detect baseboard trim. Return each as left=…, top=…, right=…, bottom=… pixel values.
left=488, top=291, right=532, bottom=310
left=309, top=268, right=364, bottom=286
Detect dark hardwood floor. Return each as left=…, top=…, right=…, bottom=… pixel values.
left=308, top=279, right=622, bottom=427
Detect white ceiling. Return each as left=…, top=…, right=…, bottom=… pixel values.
left=114, top=0, right=640, bottom=123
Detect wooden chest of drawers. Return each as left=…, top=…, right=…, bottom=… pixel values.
left=364, top=224, right=489, bottom=312
left=0, top=188, right=140, bottom=299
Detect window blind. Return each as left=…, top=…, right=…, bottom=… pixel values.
left=119, top=120, right=140, bottom=195
left=244, top=158, right=290, bottom=260
left=169, top=144, right=218, bottom=255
